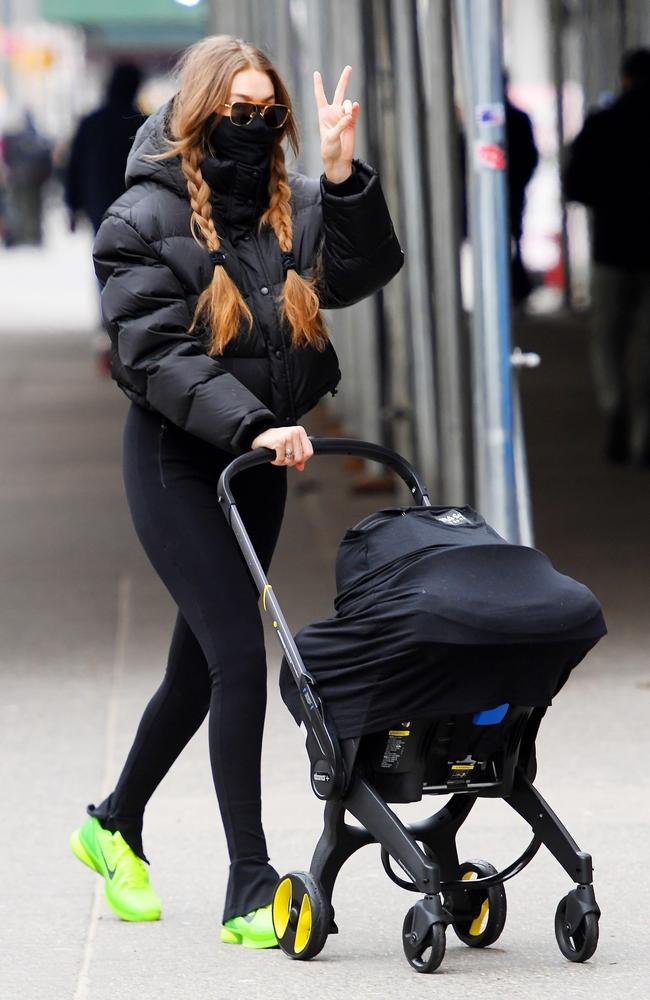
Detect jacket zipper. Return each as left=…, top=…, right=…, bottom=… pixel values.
left=250, top=234, right=298, bottom=424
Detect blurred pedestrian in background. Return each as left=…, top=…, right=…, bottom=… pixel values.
left=64, top=63, right=146, bottom=234
left=564, top=48, right=650, bottom=467
left=64, top=63, right=146, bottom=375
left=504, top=77, right=539, bottom=305
left=459, top=75, right=539, bottom=306
left=1, top=110, right=53, bottom=247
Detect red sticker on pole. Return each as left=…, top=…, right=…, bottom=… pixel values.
left=475, top=142, right=506, bottom=170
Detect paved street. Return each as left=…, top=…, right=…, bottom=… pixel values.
left=1, top=298, right=649, bottom=998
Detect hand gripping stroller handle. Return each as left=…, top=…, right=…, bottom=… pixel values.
left=217, top=436, right=431, bottom=512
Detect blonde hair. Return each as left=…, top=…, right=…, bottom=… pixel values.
left=158, top=35, right=328, bottom=356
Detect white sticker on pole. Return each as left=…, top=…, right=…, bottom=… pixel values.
left=475, top=102, right=505, bottom=126
left=474, top=141, right=507, bottom=171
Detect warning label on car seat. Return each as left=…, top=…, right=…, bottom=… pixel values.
left=381, top=723, right=411, bottom=769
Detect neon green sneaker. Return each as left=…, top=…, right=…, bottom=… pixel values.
left=220, top=904, right=277, bottom=949
left=70, top=816, right=161, bottom=922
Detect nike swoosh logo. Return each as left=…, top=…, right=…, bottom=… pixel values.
left=98, top=845, right=116, bottom=879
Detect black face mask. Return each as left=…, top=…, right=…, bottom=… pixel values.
left=207, top=114, right=277, bottom=169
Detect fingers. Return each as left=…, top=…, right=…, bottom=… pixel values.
left=314, top=66, right=354, bottom=112
left=254, top=426, right=312, bottom=468
left=290, top=429, right=304, bottom=467
left=313, top=70, right=327, bottom=109
left=270, top=427, right=314, bottom=470
left=300, top=428, right=314, bottom=468
left=332, top=65, right=352, bottom=107
left=328, top=112, right=354, bottom=142
left=322, top=102, right=360, bottom=145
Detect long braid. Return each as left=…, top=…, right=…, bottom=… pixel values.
left=262, top=145, right=293, bottom=252
left=180, top=146, right=216, bottom=247
left=263, top=145, right=328, bottom=351
left=180, top=146, right=253, bottom=355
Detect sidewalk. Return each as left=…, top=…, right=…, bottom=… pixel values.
left=0, top=313, right=648, bottom=999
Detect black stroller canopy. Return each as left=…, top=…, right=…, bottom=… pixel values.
left=281, top=505, right=606, bottom=738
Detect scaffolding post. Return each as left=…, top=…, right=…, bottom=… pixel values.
left=392, top=0, right=439, bottom=496
left=421, top=0, right=471, bottom=504
left=454, top=0, right=519, bottom=541
left=550, top=0, right=571, bottom=310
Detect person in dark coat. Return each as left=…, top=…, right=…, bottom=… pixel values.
left=504, top=90, right=539, bottom=303
left=64, top=63, right=146, bottom=233
left=1, top=111, right=52, bottom=246
left=564, top=48, right=650, bottom=465
left=69, top=35, right=403, bottom=946
left=458, top=81, right=538, bottom=304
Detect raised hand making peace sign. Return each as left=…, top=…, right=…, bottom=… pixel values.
left=313, top=64, right=360, bottom=184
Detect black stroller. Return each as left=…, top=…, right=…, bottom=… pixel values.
left=218, top=438, right=605, bottom=974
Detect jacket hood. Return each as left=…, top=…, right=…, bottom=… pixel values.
left=125, top=100, right=186, bottom=197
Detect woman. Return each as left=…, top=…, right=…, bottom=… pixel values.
left=70, top=35, right=403, bottom=948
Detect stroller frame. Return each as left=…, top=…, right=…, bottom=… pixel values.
left=218, top=438, right=600, bottom=973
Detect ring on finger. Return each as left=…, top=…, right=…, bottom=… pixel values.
left=285, top=449, right=294, bottom=459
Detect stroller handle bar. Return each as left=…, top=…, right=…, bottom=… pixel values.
left=216, top=437, right=430, bottom=794
left=217, top=436, right=431, bottom=511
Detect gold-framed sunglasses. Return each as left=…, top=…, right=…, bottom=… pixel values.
left=221, top=101, right=291, bottom=129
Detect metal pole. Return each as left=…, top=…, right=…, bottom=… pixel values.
left=454, top=0, right=519, bottom=541
left=329, top=0, right=381, bottom=448
left=365, top=0, right=413, bottom=467
left=550, top=0, right=571, bottom=310
left=360, top=0, right=393, bottom=450
left=422, top=0, right=471, bottom=504
left=393, top=0, right=439, bottom=496
left=511, top=356, right=535, bottom=547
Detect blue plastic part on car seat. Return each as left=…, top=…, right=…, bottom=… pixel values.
left=472, top=703, right=509, bottom=725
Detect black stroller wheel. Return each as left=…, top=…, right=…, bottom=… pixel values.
left=272, top=872, right=330, bottom=961
left=450, top=860, right=507, bottom=948
left=402, top=906, right=447, bottom=973
left=554, top=896, right=599, bottom=962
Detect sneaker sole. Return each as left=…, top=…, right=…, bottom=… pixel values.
left=70, top=829, right=161, bottom=923
left=105, top=887, right=161, bottom=923
left=220, top=926, right=277, bottom=949
left=70, top=828, right=101, bottom=874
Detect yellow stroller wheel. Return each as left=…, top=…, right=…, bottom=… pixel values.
left=450, top=859, right=507, bottom=948
left=272, top=872, right=330, bottom=960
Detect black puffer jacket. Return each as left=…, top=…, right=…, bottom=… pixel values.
left=93, top=102, right=404, bottom=454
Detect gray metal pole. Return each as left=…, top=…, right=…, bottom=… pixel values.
left=363, top=0, right=413, bottom=467
left=422, top=0, right=471, bottom=504
left=393, top=0, right=439, bottom=496
left=550, top=0, right=571, bottom=310
left=454, top=0, right=519, bottom=541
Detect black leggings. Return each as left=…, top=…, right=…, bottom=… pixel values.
left=88, top=403, right=287, bottom=922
